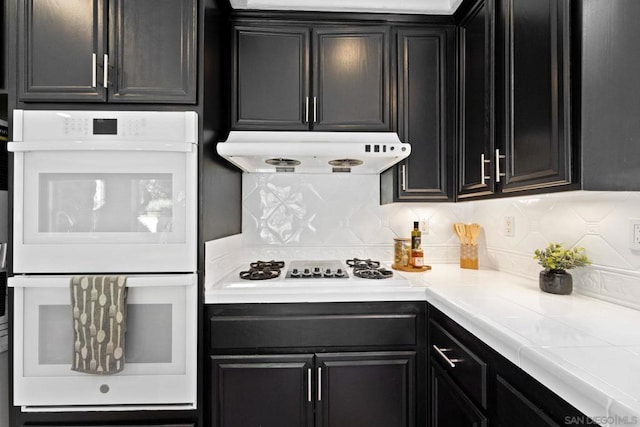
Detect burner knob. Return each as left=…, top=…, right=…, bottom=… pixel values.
left=335, top=268, right=345, bottom=277
left=313, top=267, right=322, bottom=277
left=303, top=268, right=312, bottom=277
left=291, top=268, right=300, bottom=277
left=324, top=268, right=333, bottom=277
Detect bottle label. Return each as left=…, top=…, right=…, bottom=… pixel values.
left=412, top=252, right=424, bottom=267
left=411, top=236, right=421, bottom=250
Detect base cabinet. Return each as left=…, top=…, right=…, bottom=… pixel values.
left=495, top=376, right=560, bottom=427
left=317, top=352, right=415, bottom=427
left=430, top=362, right=487, bottom=427
left=207, top=302, right=425, bottom=427
left=211, top=352, right=414, bottom=427
left=211, top=354, right=314, bottom=427
left=428, top=305, right=593, bottom=427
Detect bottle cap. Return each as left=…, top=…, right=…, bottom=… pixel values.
left=413, top=221, right=419, bottom=228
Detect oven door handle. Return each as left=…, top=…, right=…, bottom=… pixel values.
left=7, top=141, right=195, bottom=153
left=9, top=274, right=197, bottom=288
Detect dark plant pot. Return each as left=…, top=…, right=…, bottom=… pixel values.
left=539, top=270, right=573, bottom=295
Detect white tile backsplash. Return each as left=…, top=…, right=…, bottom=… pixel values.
left=240, top=173, right=465, bottom=262
left=205, top=173, right=640, bottom=309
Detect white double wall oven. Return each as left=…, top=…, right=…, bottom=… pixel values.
left=8, top=110, right=198, bottom=411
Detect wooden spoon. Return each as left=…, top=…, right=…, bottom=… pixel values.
left=453, top=223, right=467, bottom=244
left=468, top=223, right=481, bottom=245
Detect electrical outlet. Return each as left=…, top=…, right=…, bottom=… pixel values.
left=504, top=216, right=515, bottom=237
left=419, top=218, right=429, bottom=234
left=631, top=219, right=640, bottom=250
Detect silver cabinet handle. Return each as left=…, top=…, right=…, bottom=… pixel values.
left=433, top=345, right=462, bottom=368
left=92, top=53, right=97, bottom=88
left=305, top=97, right=309, bottom=123
left=401, top=164, right=407, bottom=191
left=307, top=368, right=312, bottom=402
left=103, top=54, right=109, bottom=88
left=313, top=97, right=317, bottom=123
left=480, top=153, right=491, bottom=185
left=317, top=367, right=322, bottom=401
left=496, top=149, right=506, bottom=183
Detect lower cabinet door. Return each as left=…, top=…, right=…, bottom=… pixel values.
left=210, top=354, right=314, bottom=427
left=316, top=351, right=416, bottom=427
left=495, top=375, right=561, bottom=427
left=430, top=361, right=487, bottom=427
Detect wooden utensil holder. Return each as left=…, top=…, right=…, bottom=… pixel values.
left=460, top=243, right=478, bottom=269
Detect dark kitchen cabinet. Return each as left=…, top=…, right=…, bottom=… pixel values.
left=232, top=25, right=309, bottom=130
left=428, top=305, right=592, bottom=427
left=494, top=376, right=561, bottom=427
left=579, top=0, right=640, bottom=191
left=430, top=362, right=487, bottom=427
left=312, top=27, right=391, bottom=131
left=317, top=352, right=415, bottom=427
left=497, top=0, right=572, bottom=193
left=210, top=351, right=414, bottom=427
left=232, top=22, right=391, bottom=131
left=207, top=302, right=426, bottom=427
left=456, top=0, right=574, bottom=200
left=211, top=354, right=315, bottom=427
left=381, top=26, right=455, bottom=203
left=456, top=0, right=496, bottom=199
left=17, top=0, right=196, bottom=103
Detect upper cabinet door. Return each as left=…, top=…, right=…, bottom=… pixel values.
left=498, top=0, right=572, bottom=192
left=385, top=27, right=454, bottom=202
left=232, top=25, right=310, bottom=130
left=18, top=0, right=107, bottom=102
left=457, top=0, right=496, bottom=199
left=108, top=0, right=197, bottom=103
left=312, top=26, right=391, bottom=131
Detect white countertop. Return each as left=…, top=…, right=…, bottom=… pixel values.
left=206, top=263, right=640, bottom=425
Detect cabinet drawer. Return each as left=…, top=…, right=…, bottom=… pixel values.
left=429, top=319, right=487, bottom=409
left=210, top=313, right=417, bottom=349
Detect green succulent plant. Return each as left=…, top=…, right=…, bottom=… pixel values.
left=533, top=243, right=591, bottom=272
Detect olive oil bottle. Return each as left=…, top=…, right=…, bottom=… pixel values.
left=411, top=221, right=424, bottom=267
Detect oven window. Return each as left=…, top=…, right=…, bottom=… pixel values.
left=38, top=173, right=173, bottom=233
left=38, top=304, right=173, bottom=365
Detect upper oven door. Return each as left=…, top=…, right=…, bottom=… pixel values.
left=9, top=110, right=197, bottom=273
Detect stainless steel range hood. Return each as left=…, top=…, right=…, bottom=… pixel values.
left=216, top=131, right=411, bottom=174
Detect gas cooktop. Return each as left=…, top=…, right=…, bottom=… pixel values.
left=228, top=259, right=408, bottom=288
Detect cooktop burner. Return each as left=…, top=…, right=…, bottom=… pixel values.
left=346, top=258, right=393, bottom=280
left=239, top=260, right=285, bottom=280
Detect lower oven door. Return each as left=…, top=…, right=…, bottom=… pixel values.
left=10, top=274, right=197, bottom=411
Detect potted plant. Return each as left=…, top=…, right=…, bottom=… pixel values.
left=533, top=243, right=590, bottom=295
